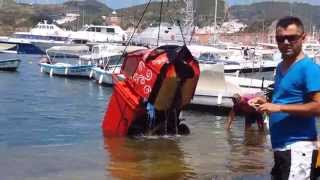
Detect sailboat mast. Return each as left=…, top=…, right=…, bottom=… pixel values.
left=214, top=0, right=218, bottom=43
left=184, top=0, right=194, bottom=28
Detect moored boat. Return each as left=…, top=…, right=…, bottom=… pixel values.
left=40, top=62, right=93, bottom=77
left=82, top=44, right=147, bottom=85
left=191, top=63, right=274, bottom=109
left=39, top=46, right=93, bottom=77
left=0, top=43, right=17, bottom=54
left=0, top=58, right=21, bottom=71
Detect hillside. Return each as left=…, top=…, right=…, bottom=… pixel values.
left=1, top=1, right=320, bottom=35
left=0, top=0, right=113, bottom=35
left=229, top=2, right=320, bottom=32
left=117, top=0, right=227, bottom=29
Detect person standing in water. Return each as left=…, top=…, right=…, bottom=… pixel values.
left=249, top=16, right=320, bottom=179
left=225, top=93, right=264, bottom=131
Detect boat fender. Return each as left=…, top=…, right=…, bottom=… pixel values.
left=89, top=70, right=93, bottom=78
left=50, top=68, right=53, bottom=77
left=99, top=74, right=104, bottom=84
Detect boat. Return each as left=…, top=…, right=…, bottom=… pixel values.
left=70, top=24, right=128, bottom=43
left=45, top=45, right=90, bottom=59
left=40, top=62, right=93, bottom=77
left=32, top=24, right=128, bottom=54
left=188, top=44, right=279, bottom=73
left=0, top=21, right=71, bottom=54
left=80, top=44, right=147, bottom=85
left=39, top=46, right=93, bottom=77
left=0, top=43, right=17, bottom=54
left=102, top=45, right=200, bottom=136
left=90, top=53, right=123, bottom=85
left=190, top=63, right=274, bottom=109
left=0, top=58, right=21, bottom=71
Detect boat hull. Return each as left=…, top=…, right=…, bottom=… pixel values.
left=91, top=66, right=121, bottom=85
left=0, top=58, right=21, bottom=71
left=0, top=40, right=45, bottom=54
left=40, top=63, right=93, bottom=77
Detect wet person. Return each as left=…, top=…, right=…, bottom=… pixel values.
left=248, top=16, right=320, bottom=179
left=225, top=93, right=264, bottom=130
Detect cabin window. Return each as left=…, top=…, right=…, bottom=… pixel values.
left=87, top=27, right=95, bottom=32
left=95, top=27, right=101, bottom=32
left=106, top=28, right=115, bottom=33
left=122, top=56, right=139, bottom=77
left=108, top=55, right=123, bottom=65
left=199, top=53, right=210, bottom=60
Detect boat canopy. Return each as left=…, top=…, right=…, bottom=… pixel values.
left=46, top=45, right=90, bottom=57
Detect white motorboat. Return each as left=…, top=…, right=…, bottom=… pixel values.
left=191, top=64, right=274, bottom=108
left=39, top=47, right=92, bottom=77
left=81, top=43, right=147, bottom=85
left=0, top=21, right=71, bottom=54
left=0, top=43, right=17, bottom=54
left=70, top=24, right=128, bottom=43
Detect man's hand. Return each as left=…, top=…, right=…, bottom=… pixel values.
left=257, top=103, right=281, bottom=114
left=248, top=96, right=267, bottom=108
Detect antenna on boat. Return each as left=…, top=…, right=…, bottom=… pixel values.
left=157, top=0, right=164, bottom=47
left=177, top=20, right=187, bottom=45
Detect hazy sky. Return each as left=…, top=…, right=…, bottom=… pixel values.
left=17, top=0, right=320, bottom=9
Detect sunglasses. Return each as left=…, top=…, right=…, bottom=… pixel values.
left=275, top=34, right=303, bottom=43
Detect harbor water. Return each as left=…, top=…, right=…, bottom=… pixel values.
left=0, top=54, right=276, bottom=179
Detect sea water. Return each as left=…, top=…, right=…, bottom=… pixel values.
left=0, top=54, right=276, bottom=179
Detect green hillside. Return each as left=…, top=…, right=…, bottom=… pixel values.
left=116, top=0, right=226, bottom=29
left=1, top=0, right=320, bottom=35
left=229, top=2, right=320, bottom=32
left=0, top=0, right=113, bottom=35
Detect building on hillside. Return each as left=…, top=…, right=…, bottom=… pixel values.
left=267, top=20, right=277, bottom=44
left=55, top=13, right=80, bottom=25
left=219, top=19, right=247, bottom=34
left=104, top=11, right=121, bottom=26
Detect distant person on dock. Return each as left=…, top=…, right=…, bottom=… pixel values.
left=225, top=93, right=264, bottom=131
left=243, top=47, right=249, bottom=59
left=248, top=16, right=320, bottom=179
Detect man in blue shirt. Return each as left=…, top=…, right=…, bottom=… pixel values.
left=249, top=16, right=320, bottom=179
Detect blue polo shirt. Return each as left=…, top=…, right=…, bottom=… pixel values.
left=270, top=56, right=320, bottom=149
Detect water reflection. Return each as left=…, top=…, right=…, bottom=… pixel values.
left=104, top=136, right=196, bottom=180
left=226, top=129, right=272, bottom=175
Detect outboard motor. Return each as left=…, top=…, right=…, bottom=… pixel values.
left=102, top=45, right=200, bottom=136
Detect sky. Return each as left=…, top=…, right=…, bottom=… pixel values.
left=16, top=0, right=320, bottom=9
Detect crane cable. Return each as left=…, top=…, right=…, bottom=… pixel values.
left=112, top=0, right=153, bottom=74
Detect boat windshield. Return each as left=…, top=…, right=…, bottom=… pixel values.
left=108, top=55, right=123, bottom=65
left=198, top=53, right=218, bottom=62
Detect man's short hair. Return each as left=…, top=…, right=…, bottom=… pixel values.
left=276, top=16, right=304, bottom=32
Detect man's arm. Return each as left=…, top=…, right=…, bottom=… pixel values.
left=225, top=108, right=235, bottom=129
left=258, top=92, right=320, bottom=116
